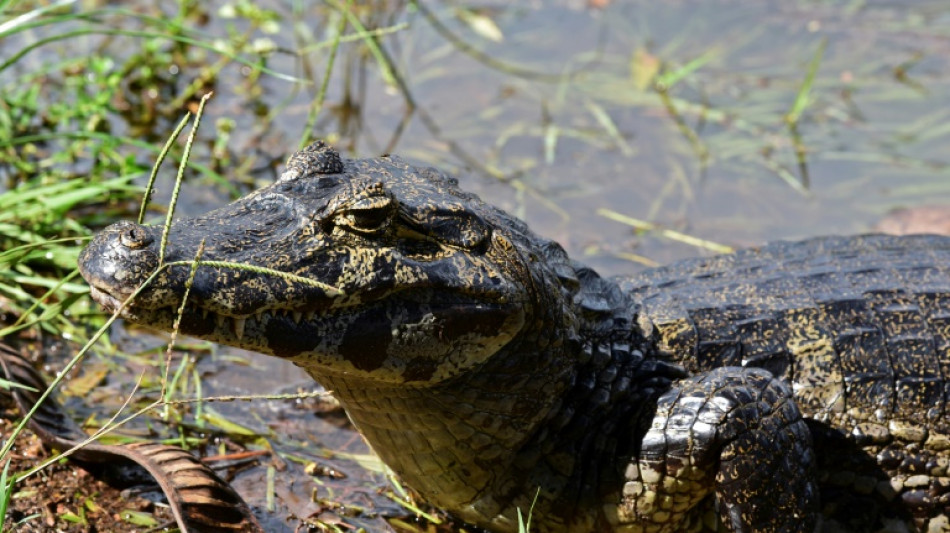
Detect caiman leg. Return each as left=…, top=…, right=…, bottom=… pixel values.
left=624, top=367, right=819, bottom=532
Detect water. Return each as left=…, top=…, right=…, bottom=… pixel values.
left=159, top=0, right=950, bottom=274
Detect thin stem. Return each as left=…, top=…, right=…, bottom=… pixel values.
left=159, top=92, right=212, bottom=265
left=139, top=114, right=190, bottom=224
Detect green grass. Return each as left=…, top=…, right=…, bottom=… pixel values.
left=517, top=488, right=541, bottom=533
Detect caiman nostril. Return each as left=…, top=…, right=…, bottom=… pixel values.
left=119, top=225, right=153, bottom=249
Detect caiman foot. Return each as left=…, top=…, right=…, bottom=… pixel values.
left=620, top=366, right=819, bottom=532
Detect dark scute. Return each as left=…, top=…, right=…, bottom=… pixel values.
left=439, top=303, right=510, bottom=343
left=181, top=312, right=216, bottom=338
left=403, top=357, right=438, bottom=382
left=339, top=306, right=393, bottom=372
left=266, top=319, right=321, bottom=359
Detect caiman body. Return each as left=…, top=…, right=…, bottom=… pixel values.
left=79, top=142, right=950, bottom=532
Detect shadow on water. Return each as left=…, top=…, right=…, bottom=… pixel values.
left=3, top=0, right=950, bottom=530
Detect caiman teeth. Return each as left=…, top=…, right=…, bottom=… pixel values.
left=199, top=307, right=310, bottom=338
left=232, top=317, right=246, bottom=340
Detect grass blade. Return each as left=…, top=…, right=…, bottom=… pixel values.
left=785, top=39, right=826, bottom=126
left=159, top=92, right=212, bottom=264
left=655, top=48, right=717, bottom=90
left=139, top=114, right=191, bottom=224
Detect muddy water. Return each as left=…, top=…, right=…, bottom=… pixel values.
left=159, top=1, right=950, bottom=271
left=13, top=0, right=950, bottom=530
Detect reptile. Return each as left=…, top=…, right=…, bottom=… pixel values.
left=75, top=141, right=950, bottom=532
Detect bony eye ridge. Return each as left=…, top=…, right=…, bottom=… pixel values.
left=335, top=194, right=395, bottom=233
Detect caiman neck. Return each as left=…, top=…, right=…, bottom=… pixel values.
left=309, top=297, right=581, bottom=524
left=310, top=269, right=683, bottom=531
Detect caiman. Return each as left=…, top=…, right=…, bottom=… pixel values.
left=77, top=141, right=950, bottom=533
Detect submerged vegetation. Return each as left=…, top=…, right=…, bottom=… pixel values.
left=1, top=0, right=950, bottom=530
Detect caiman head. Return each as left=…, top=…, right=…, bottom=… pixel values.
left=79, top=142, right=580, bottom=384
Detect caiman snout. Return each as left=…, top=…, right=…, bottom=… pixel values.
left=79, top=220, right=162, bottom=312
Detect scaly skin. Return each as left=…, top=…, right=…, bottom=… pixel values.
left=79, top=141, right=950, bottom=532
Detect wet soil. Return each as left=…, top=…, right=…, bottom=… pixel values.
left=1, top=414, right=176, bottom=532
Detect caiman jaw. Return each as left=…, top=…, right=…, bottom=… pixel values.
left=80, top=217, right=521, bottom=356
left=79, top=220, right=322, bottom=344
left=79, top=142, right=537, bottom=382
left=86, top=285, right=123, bottom=315
left=80, top=220, right=351, bottom=344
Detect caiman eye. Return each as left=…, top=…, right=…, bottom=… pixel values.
left=119, top=226, right=153, bottom=249
left=335, top=195, right=395, bottom=234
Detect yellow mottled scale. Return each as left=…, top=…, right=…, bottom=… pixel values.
left=620, top=235, right=950, bottom=529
